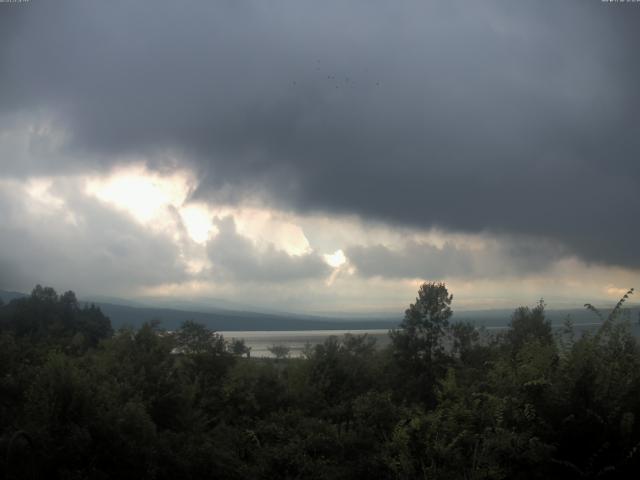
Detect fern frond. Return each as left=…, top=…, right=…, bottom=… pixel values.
left=608, top=288, right=634, bottom=322
left=584, top=303, right=604, bottom=322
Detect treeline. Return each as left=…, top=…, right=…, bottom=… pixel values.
left=1, top=283, right=639, bottom=479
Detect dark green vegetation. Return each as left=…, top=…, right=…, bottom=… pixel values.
left=1, top=284, right=640, bottom=479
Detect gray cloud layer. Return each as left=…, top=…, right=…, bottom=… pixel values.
left=207, top=217, right=330, bottom=282
left=0, top=181, right=188, bottom=294
left=347, top=237, right=566, bottom=280
left=2, top=1, right=640, bottom=267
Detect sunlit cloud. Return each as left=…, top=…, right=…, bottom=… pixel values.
left=605, top=285, right=632, bottom=298
left=85, top=164, right=194, bottom=224
left=1, top=165, right=639, bottom=313
left=180, top=204, right=216, bottom=244
left=324, top=249, right=346, bottom=268
left=25, top=179, right=65, bottom=211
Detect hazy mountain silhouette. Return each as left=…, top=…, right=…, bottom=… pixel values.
left=2, top=289, right=637, bottom=332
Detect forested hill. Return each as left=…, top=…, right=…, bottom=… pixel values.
left=0, top=289, right=25, bottom=303
left=0, top=289, right=398, bottom=330
left=3, top=289, right=638, bottom=332
left=94, top=301, right=400, bottom=331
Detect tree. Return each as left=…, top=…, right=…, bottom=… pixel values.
left=268, top=344, right=291, bottom=360
left=391, top=282, right=453, bottom=362
left=505, top=299, right=553, bottom=354
left=175, top=320, right=226, bottom=355
left=230, top=338, right=251, bottom=358
left=1, top=286, right=112, bottom=352
left=390, top=281, right=453, bottom=405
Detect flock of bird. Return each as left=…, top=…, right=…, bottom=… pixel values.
left=288, top=62, right=382, bottom=90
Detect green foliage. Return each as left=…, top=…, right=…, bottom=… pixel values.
left=175, top=320, right=227, bottom=355
left=390, top=281, right=454, bottom=405
left=305, top=334, right=382, bottom=411
left=391, top=281, right=453, bottom=363
left=229, top=338, right=251, bottom=358
left=268, top=344, right=291, bottom=360
left=505, top=299, right=553, bottom=354
left=1, top=284, right=640, bottom=479
left=223, top=360, right=289, bottom=420
left=0, top=285, right=112, bottom=353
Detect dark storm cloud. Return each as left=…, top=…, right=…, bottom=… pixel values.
left=347, top=242, right=472, bottom=280
left=1, top=1, right=640, bottom=267
left=206, top=217, right=330, bottom=282
left=346, top=236, right=566, bottom=280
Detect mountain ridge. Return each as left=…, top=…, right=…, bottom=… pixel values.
left=2, top=289, right=638, bottom=332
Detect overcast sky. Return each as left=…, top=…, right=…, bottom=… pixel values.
left=1, top=0, right=639, bottom=314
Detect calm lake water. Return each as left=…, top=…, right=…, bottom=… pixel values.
left=220, top=329, right=392, bottom=358
left=221, top=321, right=640, bottom=358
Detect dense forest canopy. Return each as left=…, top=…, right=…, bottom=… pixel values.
left=1, top=283, right=639, bottom=479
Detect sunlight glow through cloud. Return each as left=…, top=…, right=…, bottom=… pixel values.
left=0, top=171, right=638, bottom=311
left=181, top=204, right=215, bottom=244
left=324, top=249, right=346, bottom=268
left=85, top=165, right=193, bottom=224
left=7, top=165, right=629, bottom=312
left=83, top=165, right=314, bottom=256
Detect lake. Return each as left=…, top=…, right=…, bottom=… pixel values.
left=221, top=321, right=640, bottom=358
left=220, top=329, right=392, bottom=358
